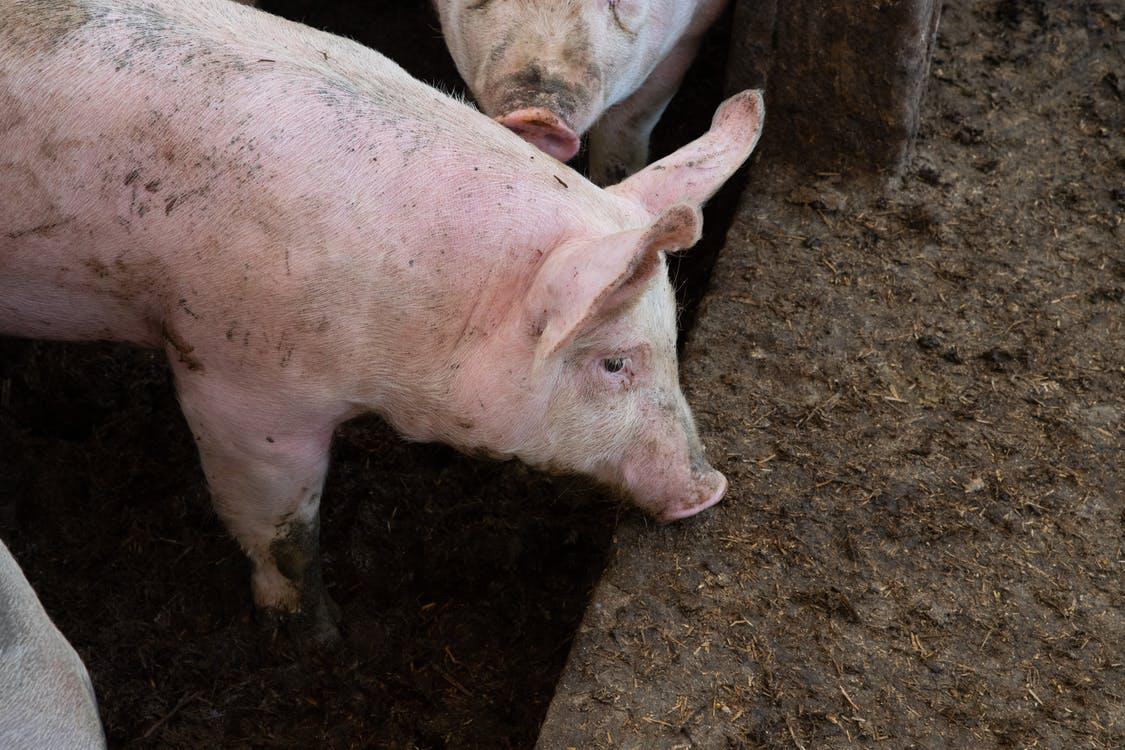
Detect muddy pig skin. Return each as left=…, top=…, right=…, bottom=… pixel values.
left=0, top=540, right=106, bottom=750
left=436, top=0, right=729, bottom=184
left=0, top=0, right=763, bottom=641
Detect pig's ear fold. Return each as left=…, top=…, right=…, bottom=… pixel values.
left=607, top=89, right=765, bottom=215
left=533, top=204, right=702, bottom=360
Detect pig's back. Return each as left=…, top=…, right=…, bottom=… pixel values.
left=0, top=0, right=518, bottom=344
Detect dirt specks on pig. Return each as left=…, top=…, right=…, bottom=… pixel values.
left=163, top=185, right=210, bottom=216
left=270, top=507, right=320, bottom=583
left=277, top=331, right=296, bottom=368
left=176, top=298, right=200, bottom=320
left=37, top=132, right=84, bottom=162
left=266, top=508, right=339, bottom=643
left=162, top=322, right=203, bottom=372
left=0, top=0, right=93, bottom=54
left=1, top=163, right=66, bottom=238
left=0, top=85, right=24, bottom=134
left=83, top=257, right=109, bottom=279
left=6, top=217, right=73, bottom=240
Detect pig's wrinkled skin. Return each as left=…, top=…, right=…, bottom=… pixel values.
left=0, top=0, right=763, bottom=641
left=0, top=540, right=106, bottom=750
left=436, top=0, right=729, bottom=184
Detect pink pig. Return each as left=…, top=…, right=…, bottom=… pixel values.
left=0, top=540, right=106, bottom=749
left=436, top=0, right=730, bottom=183
left=0, top=0, right=763, bottom=640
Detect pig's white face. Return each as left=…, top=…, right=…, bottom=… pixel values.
left=455, top=205, right=725, bottom=522
left=533, top=225, right=727, bottom=521
left=439, top=0, right=668, bottom=161
left=448, top=90, right=763, bottom=522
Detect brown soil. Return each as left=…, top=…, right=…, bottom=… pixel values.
left=538, top=1, right=1123, bottom=747
left=0, top=1, right=734, bottom=749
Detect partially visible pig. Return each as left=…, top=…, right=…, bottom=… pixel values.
left=436, top=0, right=730, bottom=183
left=0, top=540, right=106, bottom=750
left=1, top=0, right=763, bottom=641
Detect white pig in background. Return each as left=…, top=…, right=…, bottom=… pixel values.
left=436, top=0, right=730, bottom=184
left=0, top=540, right=106, bottom=750
left=0, top=0, right=763, bottom=641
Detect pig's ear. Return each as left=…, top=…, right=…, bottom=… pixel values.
left=607, top=89, right=765, bottom=215
left=533, top=204, right=702, bottom=360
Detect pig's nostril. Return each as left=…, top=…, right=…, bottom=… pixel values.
left=495, top=107, right=580, bottom=162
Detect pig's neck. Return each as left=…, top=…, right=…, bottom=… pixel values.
left=336, top=159, right=585, bottom=447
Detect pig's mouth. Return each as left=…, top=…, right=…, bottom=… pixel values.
left=495, top=107, right=581, bottom=162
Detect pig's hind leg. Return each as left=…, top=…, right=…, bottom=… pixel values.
left=172, top=365, right=342, bottom=645
left=587, top=38, right=704, bottom=186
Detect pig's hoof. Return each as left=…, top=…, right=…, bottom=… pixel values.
left=301, top=598, right=342, bottom=648
left=304, top=614, right=342, bottom=648
left=256, top=601, right=341, bottom=649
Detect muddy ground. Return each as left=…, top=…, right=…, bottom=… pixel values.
left=0, top=1, right=737, bottom=749
left=538, top=1, right=1123, bottom=748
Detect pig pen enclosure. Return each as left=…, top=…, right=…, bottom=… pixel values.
left=1, top=1, right=1121, bottom=749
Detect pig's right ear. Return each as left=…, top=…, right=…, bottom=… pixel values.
left=607, top=89, right=765, bottom=215
left=530, top=204, right=702, bottom=360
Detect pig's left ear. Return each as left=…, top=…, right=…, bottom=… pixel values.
left=532, top=204, right=702, bottom=360
left=607, top=89, right=765, bottom=215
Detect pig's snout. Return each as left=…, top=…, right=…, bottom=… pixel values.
left=658, top=469, right=728, bottom=524
left=495, top=108, right=580, bottom=162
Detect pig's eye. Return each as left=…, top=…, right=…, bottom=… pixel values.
left=602, top=357, right=625, bottom=373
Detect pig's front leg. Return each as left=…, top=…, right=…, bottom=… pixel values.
left=172, top=362, right=341, bottom=645
left=588, top=37, right=705, bottom=186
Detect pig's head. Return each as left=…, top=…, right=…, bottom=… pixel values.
left=454, top=91, right=764, bottom=522
left=437, top=0, right=676, bottom=161
left=517, top=202, right=726, bottom=521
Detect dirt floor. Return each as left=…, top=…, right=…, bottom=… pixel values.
left=538, top=1, right=1123, bottom=748
left=0, top=1, right=736, bottom=749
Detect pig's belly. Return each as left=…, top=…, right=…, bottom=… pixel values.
left=0, top=245, right=164, bottom=347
